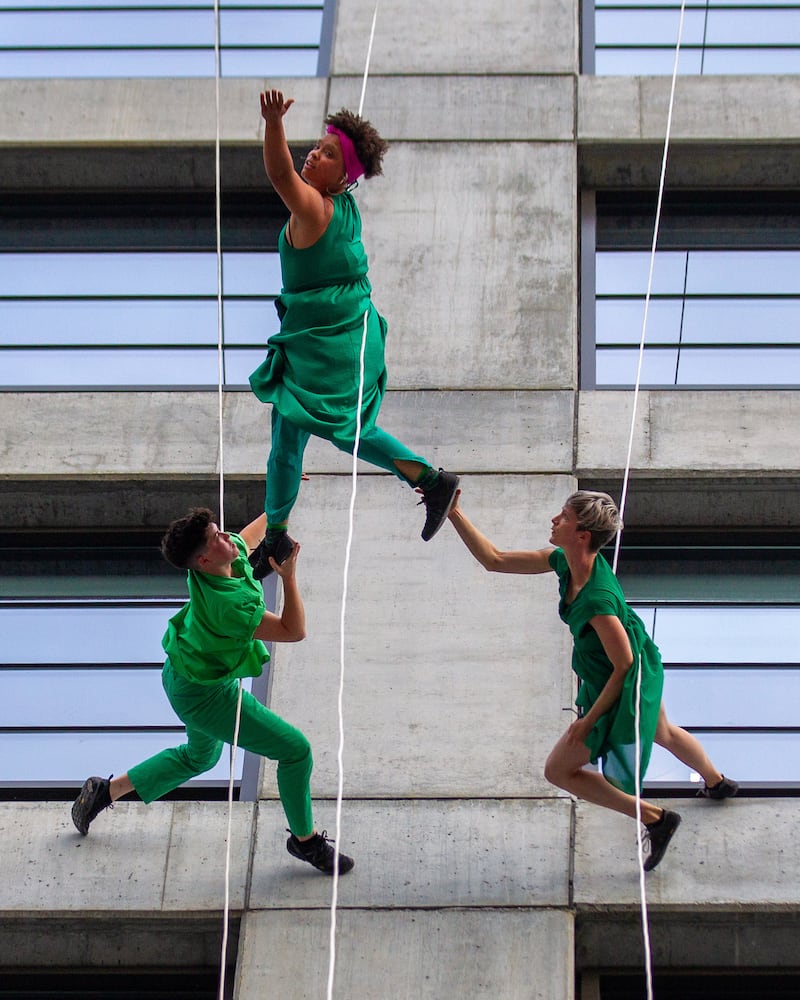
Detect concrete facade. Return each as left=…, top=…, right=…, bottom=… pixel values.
left=1, top=0, right=799, bottom=997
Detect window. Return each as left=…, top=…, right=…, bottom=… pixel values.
left=0, top=529, right=274, bottom=796
left=582, top=190, right=800, bottom=389
left=614, top=530, right=800, bottom=792
left=588, top=0, right=800, bottom=75
left=0, top=192, right=286, bottom=391
left=0, top=0, right=332, bottom=78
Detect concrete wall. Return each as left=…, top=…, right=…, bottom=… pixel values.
left=1, top=0, right=799, bottom=996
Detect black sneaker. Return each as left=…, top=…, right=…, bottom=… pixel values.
left=249, top=530, right=296, bottom=580
left=286, top=830, right=354, bottom=875
left=697, top=775, right=739, bottom=800
left=643, top=809, right=681, bottom=872
left=72, top=775, right=113, bottom=835
left=418, top=469, right=460, bottom=541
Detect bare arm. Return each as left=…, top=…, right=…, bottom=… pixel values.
left=260, top=89, right=330, bottom=237
left=565, top=614, right=634, bottom=745
left=447, top=494, right=554, bottom=574
left=252, top=543, right=306, bottom=643
left=238, top=513, right=267, bottom=554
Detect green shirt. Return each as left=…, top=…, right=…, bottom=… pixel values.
left=162, top=534, right=269, bottom=684
left=549, top=548, right=663, bottom=794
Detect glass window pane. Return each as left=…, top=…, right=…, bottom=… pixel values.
left=646, top=732, right=798, bottom=784
left=594, top=47, right=704, bottom=75
left=223, top=252, right=282, bottom=295
left=595, top=9, right=707, bottom=45
left=223, top=300, right=278, bottom=346
left=1, top=10, right=213, bottom=46
left=0, top=49, right=214, bottom=77
left=686, top=251, right=800, bottom=296
left=596, top=251, right=688, bottom=295
left=662, top=667, right=800, bottom=728
left=700, top=48, right=800, bottom=73
left=0, top=731, right=244, bottom=783
left=595, top=346, right=679, bottom=385
left=705, top=9, right=800, bottom=45
left=0, top=348, right=222, bottom=387
left=223, top=347, right=272, bottom=385
left=675, top=346, right=800, bottom=385
left=681, top=299, right=800, bottom=345
left=221, top=8, right=322, bottom=45
left=651, top=606, right=800, bottom=664
left=0, top=605, right=181, bottom=664
left=596, top=298, right=683, bottom=345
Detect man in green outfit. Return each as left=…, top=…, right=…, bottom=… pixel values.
left=71, top=506, right=353, bottom=875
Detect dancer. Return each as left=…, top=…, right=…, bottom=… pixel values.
left=447, top=489, right=738, bottom=872
left=248, top=90, right=459, bottom=577
left=71, top=507, right=353, bottom=875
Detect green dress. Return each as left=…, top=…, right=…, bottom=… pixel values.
left=549, top=548, right=663, bottom=794
left=249, top=190, right=387, bottom=446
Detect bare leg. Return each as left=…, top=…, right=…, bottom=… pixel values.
left=110, top=773, right=135, bottom=802
left=654, top=703, right=723, bottom=788
left=544, top=730, right=663, bottom=825
left=393, top=459, right=426, bottom=483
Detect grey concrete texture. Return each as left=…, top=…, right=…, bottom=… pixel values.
left=0, top=78, right=326, bottom=145
left=250, top=798, right=571, bottom=908
left=263, top=474, right=576, bottom=799
left=330, top=0, right=577, bottom=76
left=236, top=907, right=574, bottom=999
left=573, top=798, right=800, bottom=907
left=358, top=142, right=577, bottom=389
left=0, top=390, right=574, bottom=477
left=328, top=75, right=576, bottom=141
left=577, top=390, right=800, bottom=476
left=0, top=801, right=253, bottom=913
left=578, top=75, right=800, bottom=142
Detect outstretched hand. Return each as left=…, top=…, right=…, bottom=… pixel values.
left=270, top=541, right=300, bottom=578
left=260, top=89, right=294, bottom=124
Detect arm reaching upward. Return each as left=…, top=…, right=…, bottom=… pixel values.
left=447, top=492, right=554, bottom=575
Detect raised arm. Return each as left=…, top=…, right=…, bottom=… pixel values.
left=252, top=542, right=306, bottom=643
left=260, top=89, right=330, bottom=233
left=238, top=513, right=267, bottom=555
left=447, top=493, right=555, bottom=575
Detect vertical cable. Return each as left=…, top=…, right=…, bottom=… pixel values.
left=609, top=5, right=688, bottom=1000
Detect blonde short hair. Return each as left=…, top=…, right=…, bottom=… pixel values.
left=565, top=491, right=622, bottom=552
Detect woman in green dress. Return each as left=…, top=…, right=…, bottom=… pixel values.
left=248, top=90, right=459, bottom=577
left=447, top=489, right=738, bottom=872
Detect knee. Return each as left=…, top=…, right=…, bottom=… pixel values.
left=284, top=731, right=313, bottom=772
left=182, top=741, right=224, bottom=775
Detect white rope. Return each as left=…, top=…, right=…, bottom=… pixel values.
left=609, top=6, right=687, bottom=1000
left=325, top=11, right=379, bottom=996
left=209, top=2, right=239, bottom=998
left=326, top=309, right=369, bottom=1000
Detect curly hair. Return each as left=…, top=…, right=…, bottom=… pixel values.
left=324, top=108, right=388, bottom=179
left=565, top=491, right=622, bottom=553
left=160, top=507, right=214, bottom=569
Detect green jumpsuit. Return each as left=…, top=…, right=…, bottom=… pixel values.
left=549, top=548, right=663, bottom=794
left=127, top=534, right=314, bottom=836
left=249, top=190, right=431, bottom=524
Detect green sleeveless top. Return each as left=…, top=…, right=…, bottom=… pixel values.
left=249, top=191, right=388, bottom=441
left=549, top=548, right=664, bottom=794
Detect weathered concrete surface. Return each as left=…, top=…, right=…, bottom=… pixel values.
left=236, top=907, right=574, bottom=1000
left=331, top=0, right=577, bottom=75
left=573, top=798, right=800, bottom=908
left=329, top=75, right=576, bottom=141
left=577, top=390, right=800, bottom=476
left=361, top=142, right=577, bottom=389
left=579, top=75, right=800, bottom=142
left=0, top=802, right=253, bottom=913
left=0, top=390, right=574, bottom=476
left=265, top=474, right=576, bottom=799
left=249, top=798, right=572, bottom=909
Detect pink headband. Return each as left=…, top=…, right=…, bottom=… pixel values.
left=326, top=125, right=365, bottom=186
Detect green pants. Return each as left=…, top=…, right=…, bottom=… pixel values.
left=128, top=659, right=314, bottom=837
left=266, top=408, right=430, bottom=524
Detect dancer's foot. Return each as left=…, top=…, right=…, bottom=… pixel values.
left=643, top=808, right=681, bottom=872
left=418, top=469, right=460, bottom=541
left=71, top=775, right=113, bottom=835
left=249, top=529, right=296, bottom=580
left=286, top=830, right=354, bottom=875
left=697, top=775, right=739, bottom=800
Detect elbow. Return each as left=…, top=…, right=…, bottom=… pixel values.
left=288, top=626, right=307, bottom=643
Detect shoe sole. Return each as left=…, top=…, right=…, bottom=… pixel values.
left=286, top=837, right=354, bottom=875
left=421, top=476, right=461, bottom=542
